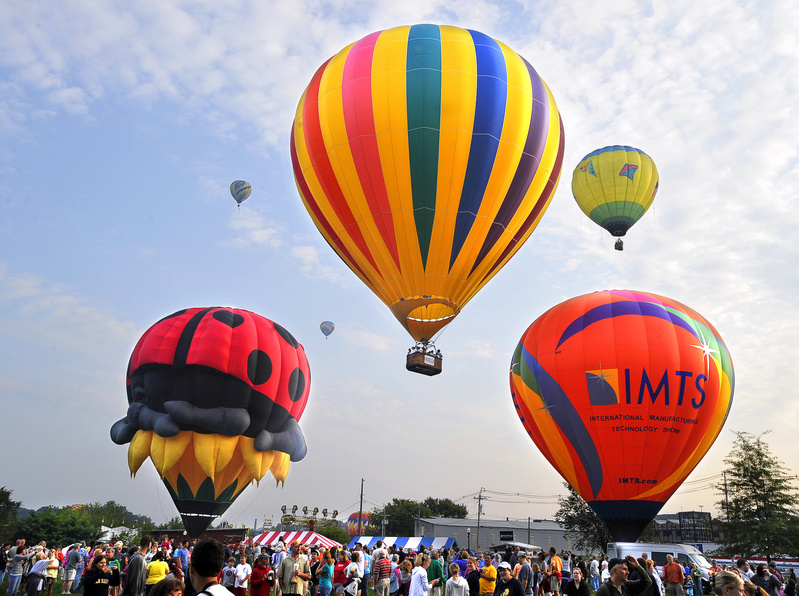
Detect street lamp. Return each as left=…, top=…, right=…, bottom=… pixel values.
left=467, top=528, right=471, bottom=551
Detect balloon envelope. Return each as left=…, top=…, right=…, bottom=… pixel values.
left=110, top=307, right=311, bottom=537
left=230, top=180, right=252, bottom=204
left=291, top=24, right=564, bottom=342
left=510, top=290, right=734, bottom=541
left=572, top=146, right=658, bottom=238
left=320, top=321, right=335, bottom=337
left=347, top=512, right=370, bottom=535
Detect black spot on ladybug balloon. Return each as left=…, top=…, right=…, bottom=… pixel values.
left=109, top=307, right=311, bottom=538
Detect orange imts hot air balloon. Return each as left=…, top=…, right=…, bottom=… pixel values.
left=290, top=24, right=564, bottom=368
left=510, top=291, right=734, bottom=541
left=110, top=307, right=311, bottom=538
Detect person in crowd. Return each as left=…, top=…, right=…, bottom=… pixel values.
left=388, top=555, right=400, bottom=596
left=83, top=555, right=113, bottom=596
left=220, top=559, right=237, bottom=594
left=530, top=564, right=542, bottom=596
left=427, top=553, right=446, bottom=596
left=445, top=564, right=469, bottom=596
left=712, top=572, right=744, bottom=596
left=148, top=578, right=183, bottom=596
left=398, top=560, right=414, bottom=596
left=373, top=550, right=393, bottom=596
left=589, top=558, right=600, bottom=593
left=465, top=560, right=481, bottom=596
left=479, top=556, right=496, bottom=596
left=751, top=565, right=780, bottom=596
left=45, top=549, right=60, bottom=596
left=516, top=554, right=533, bottom=596
left=333, top=552, right=349, bottom=596
left=595, top=557, right=651, bottom=596
left=187, top=540, right=228, bottom=596
left=121, top=536, right=153, bottom=596
left=233, top=555, right=252, bottom=596
left=277, top=542, right=310, bottom=596
left=735, top=562, right=753, bottom=582
left=494, top=562, right=524, bottom=596
left=560, top=568, right=588, bottom=596
left=690, top=564, right=703, bottom=596
left=317, top=552, right=334, bottom=596
left=250, top=555, right=273, bottom=596
left=645, top=561, right=663, bottom=596
left=24, top=553, right=49, bottom=596
left=409, top=555, right=439, bottom=596
left=145, top=553, right=170, bottom=596
left=663, top=556, right=685, bottom=596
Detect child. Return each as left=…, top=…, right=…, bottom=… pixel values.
left=445, top=563, right=469, bottom=596
left=221, top=558, right=237, bottom=593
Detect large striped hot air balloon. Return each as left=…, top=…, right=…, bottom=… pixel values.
left=510, top=290, right=734, bottom=541
left=291, top=24, right=564, bottom=356
left=572, top=146, right=658, bottom=250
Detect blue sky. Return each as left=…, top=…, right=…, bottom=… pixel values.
left=2, top=0, right=797, bottom=530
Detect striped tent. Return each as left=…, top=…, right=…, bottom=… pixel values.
left=347, top=536, right=456, bottom=550
left=248, top=531, right=342, bottom=549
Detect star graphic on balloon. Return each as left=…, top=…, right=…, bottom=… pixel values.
left=692, top=328, right=720, bottom=369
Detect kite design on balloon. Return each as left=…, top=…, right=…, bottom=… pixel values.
left=618, top=164, right=638, bottom=180
left=290, top=24, right=564, bottom=372
left=110, top=307, right=311, bottom=537
left=510, top=290, right=734, bottom=541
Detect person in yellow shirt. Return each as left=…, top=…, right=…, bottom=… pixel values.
left=145, top=552, right=170, bottom=595
left=479, top=555, right=496, bottom=595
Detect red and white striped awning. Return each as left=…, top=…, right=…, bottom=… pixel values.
left=248, top=531, right=342, bottom=549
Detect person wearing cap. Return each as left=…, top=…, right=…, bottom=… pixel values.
left=516, top=554, right=533, bottom=596
left=493, top=562, right=524, bottom=596
left=251, top=555, right=275, bottom=596
left=595, top=556, right=651, bottom=596
left=479, top=556, right=497, bottom=596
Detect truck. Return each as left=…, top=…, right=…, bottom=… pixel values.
left=607, top=542, right=714, bottom=593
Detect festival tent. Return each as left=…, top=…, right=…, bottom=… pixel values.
left=347, top=536, right=457, bottom=550
left=248, top=531, right=342, bottom=549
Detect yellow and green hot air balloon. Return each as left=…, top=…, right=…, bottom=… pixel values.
left=290, top=24, right=565, bottom=368
left=572, top=146, right=658, bottom=250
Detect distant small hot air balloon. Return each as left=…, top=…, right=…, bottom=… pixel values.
left=110, top=307, right=311, bottom=538
left=320, top=321, right=334, bottom=338
left=347, top=512, right=370, bottom=535
left=510, top=290, right=734, bottom=541
left=572, top=146, right=658, bottom=250
left=230, top=180, right=252, bottom=209
left=291, top=24, right=565, bottom=374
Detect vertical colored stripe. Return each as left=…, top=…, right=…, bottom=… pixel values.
left=341, top=31, right=402, bottom=271
left=406, top=24, right=441, bottom=268
left=290, top=84, right=371, bottom=284
left=482, top=113, right=565, bottom=279
left=302, top=55, right=381, bottom=275
left=449, top=30, right=507, bottom=268
left=470, top=58, right=551, bottom=272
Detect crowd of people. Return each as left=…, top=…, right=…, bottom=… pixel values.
left=1, top=536, right=797, bottom=596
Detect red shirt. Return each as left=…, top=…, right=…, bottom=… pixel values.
left=333, top=562, right=348, bottom=584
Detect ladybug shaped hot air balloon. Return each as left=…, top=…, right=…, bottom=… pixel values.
left=110, top=307, right=311, bottom=537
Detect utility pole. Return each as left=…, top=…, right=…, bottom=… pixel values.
left=358, top=478, right=365, bottom=535
left=723, top=471, right=730, bottom=520
left=474, top=487, right=489, bottom=550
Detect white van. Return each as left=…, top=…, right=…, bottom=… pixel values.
left=607, top=542, right=713, bottom=592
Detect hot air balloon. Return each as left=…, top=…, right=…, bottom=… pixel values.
left=110, top=307, right=311, bottom=538
left=230, top=180, right=252, bottom=209
left=320, top=321, right=335, bottom=338
left=347, top=512, right=370, bottom=535
left=290, top=24, right=564, bottom=374
left=510, top=290, right=734, bottom=541
left=571, top=146, right=658, bottom=250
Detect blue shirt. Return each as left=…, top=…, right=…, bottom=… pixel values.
left=176, top=548, right=189, bottom=568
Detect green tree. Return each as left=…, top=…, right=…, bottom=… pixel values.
left=0, top=487, right=21, bottom=543
left=15, top=507, right=102, bottom=545
left=422, top=498, right=468, bottom=518
left=554, top=483, right=612, bottom=554
left=316, top=524, right=350, bottom=546
left=714, top=431, right=799, bottom=557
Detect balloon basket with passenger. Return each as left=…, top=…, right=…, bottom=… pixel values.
left=406, top=340, right=443, bottom=376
